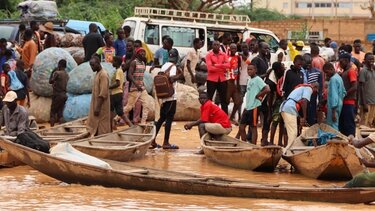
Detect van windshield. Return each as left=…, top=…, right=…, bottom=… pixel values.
left=161, top=26, right=197, bottom=47
left=0, top=26, right=16, bottom=40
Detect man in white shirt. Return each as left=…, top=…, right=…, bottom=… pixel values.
left=183, top=38, right=202, bottom=89
left=150, top=48, right=183, bottom=150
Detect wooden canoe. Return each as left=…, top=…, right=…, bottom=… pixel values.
left=283, top=124, right=365, bottom=180
left=36, top=117, right=89, bottom=142
left=1, top=139, right=375, bottom=204
left=65, top=125, right=156, bottom=162
left=0, top=118, right=89, bottom=168
left=201, top=133, right=282, bottom=171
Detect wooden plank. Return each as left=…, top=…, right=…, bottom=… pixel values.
left=213, top=146, right=252, bottom=149
left=118, top=132, right=152, bottom=136
left=64, top=125, right=87, bottom=129
left=41, top=132, right=83, bottom=136
left=290, top=146, right=313, bottom=152
left=39, top=135, right=77, bottom=138
left=205, top=140, right=238, bottom=144
left=88, top=140, right=138, bottom=145
left=122, top=169, right=149, bottom=174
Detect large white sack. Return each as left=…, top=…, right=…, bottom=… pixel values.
left=18, top=0, right=58, bottom=20
left=31, top=47, right=77, bottom=97
left=27, top=92, right=52, bottom=123
left=50, top=143, right=111, bottom=169
left=67, top=62, right=116, bottom=95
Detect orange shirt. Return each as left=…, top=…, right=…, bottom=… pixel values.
left=352, top=51, right=365, bottom=63
left=17, top=40, right=38, bottom=70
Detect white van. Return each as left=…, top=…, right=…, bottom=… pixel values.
left=122, top=7, right=280, bottom=57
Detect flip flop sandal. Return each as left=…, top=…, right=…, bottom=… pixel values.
left=149, top=143, right=161, bottom=149
left=162, top=144, right=179, bottom=149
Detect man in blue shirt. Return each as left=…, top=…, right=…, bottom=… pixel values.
left=114, top=28, right=126, bottom=57
left=280, top=83, right=319, bottom=150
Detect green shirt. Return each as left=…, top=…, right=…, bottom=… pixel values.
left=245, top=76, right=266, bottom=110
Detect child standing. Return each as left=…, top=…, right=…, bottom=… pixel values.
left=238, top=64, right=270, bottom=144
left=95, top=34, right=115, bottom=63
left=110, top=56, right=132, bottom=129
left=49, top=59, right=69, bottom=127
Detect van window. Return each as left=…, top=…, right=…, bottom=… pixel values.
left=161, top=26, right=196, bottom=47
left=251, top=33, right=279, bottom=53
left=124, top=20, right=136, bottom=37
left=144, top=24, right=159, bottom=45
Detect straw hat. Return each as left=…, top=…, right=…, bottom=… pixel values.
left=40, top=22, right=54, bottom=34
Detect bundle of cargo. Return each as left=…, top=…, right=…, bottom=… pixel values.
left=31, top=47, right=77, bottom=97
left=55, top=33, right=84, bottom=48
left=67, top=62, right=116, bottom=95
left=63, top=47, right=84, bottom=65
left=18, top=0, right=59, bottom=20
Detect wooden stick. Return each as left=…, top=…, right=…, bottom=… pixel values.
left=64, top=125, right=87, bottom=129
left=118, top=132, right=152, bottom=136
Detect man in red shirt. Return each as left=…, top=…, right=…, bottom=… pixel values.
left=184, top=92, right=232, bottom=138
left=338, top=52, right=357, bottom=136
left=205, top=40, right=231, bottom=114
left=226, top=43, right=242, bottom=124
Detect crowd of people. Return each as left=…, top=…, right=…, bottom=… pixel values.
left=1, top=21, right=375, bottom=153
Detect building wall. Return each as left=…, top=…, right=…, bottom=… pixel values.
left=251, top=18, right=375, bottom=49
left=256, top=0, right=371, bottom=18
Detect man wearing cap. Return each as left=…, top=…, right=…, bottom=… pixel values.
left=338, top=52, right=357, bottom=136
left=151, top=48, right=183, bottom=150
left=39, top=22, right=56, bottom=49
left=1, top=91, right=29, bottom=136
left=123, top=47, right=150, bottom=125
left=288, top=40, right=304, bottom=61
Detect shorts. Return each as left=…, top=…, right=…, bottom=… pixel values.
left=110, top=93, right=124, bottom=116
left=240, top=108, right=258, bottom=127
left=205, top=123, right=232, bottom=135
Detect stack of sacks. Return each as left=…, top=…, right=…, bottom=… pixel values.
left=63, top=62, right=116, bottom=121
left=27, top=48, right=77, bottom=122
left=55, top=33, right=84, bottom=47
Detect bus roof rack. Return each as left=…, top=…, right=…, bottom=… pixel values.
left=134, top=7, right=251, bottom=26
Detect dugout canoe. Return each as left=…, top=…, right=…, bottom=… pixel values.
left=201, top=133, right=282, bottom=171
left=1, top=139, right=375, bottom=204
left=36, top=117, right=90, bottom=142
left=0, top=118, right=89, bottom=167
left=64, top=125, right=156, bottom=162
left=283, top=124, right=365, bottom=180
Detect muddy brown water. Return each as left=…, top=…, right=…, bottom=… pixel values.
left=0, top=122, right=373, bottom=210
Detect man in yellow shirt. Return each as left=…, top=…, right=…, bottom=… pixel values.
left=288, top=40, right=304, bottom=61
